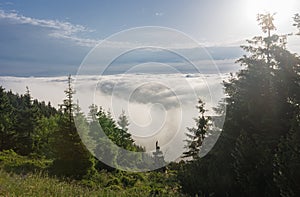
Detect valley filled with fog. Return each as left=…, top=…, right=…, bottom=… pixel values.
left=0, top=73, right=227, bottom=161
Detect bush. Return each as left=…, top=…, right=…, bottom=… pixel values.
left=0, top=150, right=51, bottom=174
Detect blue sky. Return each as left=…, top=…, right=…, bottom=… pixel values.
left=0, top=0, right=299, bottom=76
left=0, top=0, right=299, bottom=156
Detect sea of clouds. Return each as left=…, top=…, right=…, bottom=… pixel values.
left=0, top=73, right=228, bottom=161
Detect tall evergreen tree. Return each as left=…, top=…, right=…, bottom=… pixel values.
left=74, top=101, right=95, bottom=153
left=228, top=13, right=300, bottom=196
left=178, top=99, right=216, bottom=196
left=93, top=107, right=145, bottom=170
left=117, top=110, right=133, bottom=149
left=52, top=75, right=95, bottom=179
left=117, top=110, right=129, bottom=132
left=33, top=115, right=59, bottom=158
left=272, top=14, right=300, bottom=197
left=182, top=99, right=211, bottom=160
left=14, top=86, right=35, bottom=155
left=88, top=104, right=104, bottom=143
left=96, top=108, right=134, bottom=150
left=273, top=116, right=300, bottom=197
left=0, top=86, right=14, bottom=151
left=0, top=86, right=59, bottom=156
left=179, top=13, right=300, bottom=196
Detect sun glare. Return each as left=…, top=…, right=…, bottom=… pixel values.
left=245, top=0, right=297, bottom=22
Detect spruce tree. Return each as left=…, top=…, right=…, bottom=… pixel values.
left=74, top=101, right=95, bottom=153
left=14, top=86, right=35, bottom=155
left=179, top=13, right=300, bottom=196
left=272, top=14, right=300, bottom=197
left=182, top=99, right=210, bottom=160
left=52, top=75, right=95, bottom=179
left=33, top=115, right=58, bottom=158
left=178, top=99, right=214, bottom=196
left=0, top=86, right=14, bottom=151
left=88, top=104, right=104, bottom=144
left=229, top=13, right=300, bottom=196
left=117, top=110, right=129, bottom=132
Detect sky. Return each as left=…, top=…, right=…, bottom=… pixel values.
left=1, top=0, right=299, bottom=76
left=0, top=0, right=300, bottom=161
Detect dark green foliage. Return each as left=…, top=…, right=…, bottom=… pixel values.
left=13, top=87, right=35, bottom=155
left=273, top=117, right=300, bottom=197
left=88, top=104, right=103, bottom=142
left=178, top=13, right=300, bottom=196
left=217, top=13, right=300, bottom=196
left=117, top=110, right=129, bottom=132
left=229, top=13, right=300, bottom=196
left=33, top=115, right=59, bottom=158
left=51, top=75, right=95, bottom=179
left=95, top=108, right=134, bottom=150
left=0, top=76, right=180, bottom=194
left=74, top=103, right=96, bottom=153
left=178, top=100, right=219, bottom=196
left=182, top=99, right=211, bottom=160
left=51, top=113, right=95, bottom=179
left=273, top=22, right=300, bottom=197
left=0, top=86, right=58, bottom=156
left=232, top=130, right=269, bottom=196
left=90, top=106, right=148, bottom=170
left=0, top=87, right=14, bottom=151
left=94, top=137, right=118, bottom=170
left=0, top=149, right=51, bottom=174
left=179, top=155, right=212, bottom=196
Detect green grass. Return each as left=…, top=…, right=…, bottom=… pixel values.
left=0, top=150, right=184, bottom=196
left=0, top=169, right=96, bottom=197
left=0, top=170, right=183, bottom=196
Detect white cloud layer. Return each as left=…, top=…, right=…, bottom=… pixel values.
left=0, top=73, right=227, bottom=161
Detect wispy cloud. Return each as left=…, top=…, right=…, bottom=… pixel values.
left=155, top=12, right=164, bottom=17
left=0, top=9, right=99, bottom=47
left=0, top=9, right=244, bottom=76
